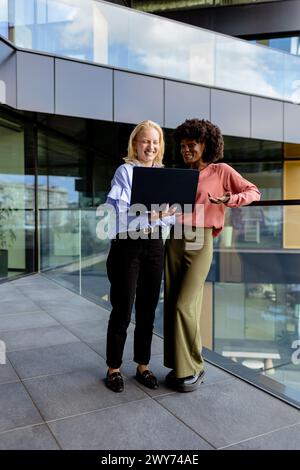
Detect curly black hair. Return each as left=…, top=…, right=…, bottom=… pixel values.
left=173, top=118, right=224, bottom=163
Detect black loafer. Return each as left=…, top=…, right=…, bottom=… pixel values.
left=176, top=370, right=205, bottom=393
left=136, top=368, right=159, bottom=389
left=105, top=371, right=124, bottom=393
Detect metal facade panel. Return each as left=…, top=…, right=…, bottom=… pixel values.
left=211, top=89, right=250, bottom=138
left=165, top=80, right=210, bottom=129
left=251, top=97, right=283, bottom=142
left=55, top=59, right=113, bottom=120
left=283, top=103, right=300, bottom=144
left=16, top=51, right=54, bottom=113
left=114, top=71, right=163, bottom=125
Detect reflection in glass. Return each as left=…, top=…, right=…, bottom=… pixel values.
left=0, top=116, right=35, bottom=280
left=215, top=35, right=284, bottom=99
left=214, top=204, right=300, bottom=397
left=39, top=208, right=80, bottom=292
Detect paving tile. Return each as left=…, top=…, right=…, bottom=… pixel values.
left=24, top=368, right=147, bottom=420
left=20, top=288, right=79, bottom=302
left=35, top=294, right=107, bottom=308
left=44, top=305, right=108, bottom=325
left=0, top=289, right=28, bottom=303
left=156, top=378, right=300, bottom=448
left=0, top=425, right=59, bottom=450
left=1, top=325, right=80, bottom=352
left=0, top=382, right=43, bottom=433
left=0, top=359, right=19, bottom=384
left=224, top=423, right=300, bottom=450
left=0, top=299, right=41, bottom=316
left=49, top=398, right=213, bottom=450
left=203, top=362, right=234, bottom=384
left=0, top=312, right=59, bottom=332
left=8, top=342, right=104, bottom=379
left=66, top=319, right=109, bottom=343
left=12, top=275, right=52, bottom=286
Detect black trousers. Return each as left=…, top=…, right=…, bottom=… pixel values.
left=106, top=236, right=164, bottom=369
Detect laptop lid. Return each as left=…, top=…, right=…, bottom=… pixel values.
left=130, top=167, right=199, bottom=212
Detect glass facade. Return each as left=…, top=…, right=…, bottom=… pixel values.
left=1, top=0, right=300, bottom=102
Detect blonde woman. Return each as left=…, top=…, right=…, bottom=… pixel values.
left=105, top=120, right=175, bottom=393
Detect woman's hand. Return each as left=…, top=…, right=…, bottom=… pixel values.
left=208, top=192, right=231, bottom=204
left=149, top=204, right=178, bottom=221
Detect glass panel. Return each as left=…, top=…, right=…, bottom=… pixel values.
left=0, top=116, right=34, bottom=280
left=39, top=208, right=80, bottom=292
left=80, top=208, right=110, bottom=308
left=214, top=204, right=300, bottom=397
left=126, top=9, right=215, bottom=84
left=0, top=0, right=8, bottom=38
left=37, top=130, right=90, bottom=210
left=284, top=52, right=300, bottom=103
left=215, top=34, right=284, bottom=99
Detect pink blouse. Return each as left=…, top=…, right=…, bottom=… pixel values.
left=178, top=163, right=261, bottom=237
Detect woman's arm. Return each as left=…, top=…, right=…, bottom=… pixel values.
left=221, top=164, right=261, bottom=207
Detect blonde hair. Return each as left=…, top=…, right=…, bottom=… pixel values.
left=124, top=120, right=165, bottom=166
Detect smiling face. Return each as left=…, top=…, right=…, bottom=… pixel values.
left=134, top=128, right=161, bottom=167
left=180, top=139, right=206, bottom=170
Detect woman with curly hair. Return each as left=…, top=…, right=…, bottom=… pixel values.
left=164, top=118, right=260, bottom=392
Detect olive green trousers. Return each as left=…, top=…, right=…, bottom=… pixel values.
left=164, top=227, right=213, bottom=378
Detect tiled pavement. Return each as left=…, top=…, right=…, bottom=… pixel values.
left=0, top=274, right=300, bottom=450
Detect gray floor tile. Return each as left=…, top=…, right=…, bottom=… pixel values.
left=0, top=312, right=59, bottom=332
left=36, top=295, right=107, bottom=308
left=66, top=318, right=109, bottom=343
left=20, top=288, right=80, bottom=302
left=0, top=425, right=59, bottom=450
left=0, top=382, right=43, bottom=433
left=224, top=423, right=300, bottom=450
left=157, top=379, right=300, bottom=448
left=0, top=290, right=28, bottom=303
left=1, top=325, right=80, bottom=352
left=12, top=274, right=52, bottom=286
left=49, top=398, right=213, bottom=450
left=0, top=360, right=19, bottom=384
left=203, top=362, right=235, bottom=385
left=44, top=305, right=108, bottom=325
left=8, top=342, right=104, bottom=379
left=24, top=368, right=147, bottom=420
left=0, top=299, right=41, bottom=315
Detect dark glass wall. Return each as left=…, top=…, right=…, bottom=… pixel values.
left=0, top=109, right=35, bottom=281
